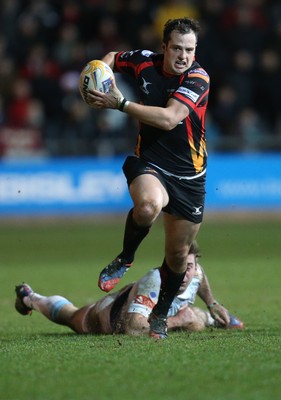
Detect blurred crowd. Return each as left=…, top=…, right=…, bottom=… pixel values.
left=0, top=0, right=280, bottom=159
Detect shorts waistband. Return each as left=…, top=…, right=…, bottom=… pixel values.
left=147, top=162, right=206, bottom=181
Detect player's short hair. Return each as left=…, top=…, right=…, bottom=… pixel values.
left=163, top=17, right=201, bottom=45
left=189, top=240, right=201, bottom=258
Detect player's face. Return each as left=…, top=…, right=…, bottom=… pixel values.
left=162, top=31, right=197, bottom=75
left=177, top=253, right=196, bottom=293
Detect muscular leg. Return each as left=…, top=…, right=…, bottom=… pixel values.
left=117, top=208, right=150, bottom=263
left=120, top=174, right=169, bottom=262
left=152, top=213, right=201, bottom=318
left=129, top=174, right=168, bottom=226
left=163, top=213, right=201, bottom=274
left=98, top=174, right=169, bottom=292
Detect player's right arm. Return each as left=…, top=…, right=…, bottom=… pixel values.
left=89, top=82, right=190, bottom=131
left=101, top=51, right=118, bottom=70
left=94, top=50, right=190, bottom=131
left=197, top=265, right=230, bottom=326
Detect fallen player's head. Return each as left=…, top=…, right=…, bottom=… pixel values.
left=189, top=240, right=201, bottom=259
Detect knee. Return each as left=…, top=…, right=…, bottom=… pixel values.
left=134, top=199, right=162, bottom=225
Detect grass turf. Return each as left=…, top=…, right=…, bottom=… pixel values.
left=0, top=216, right=280, bottom=400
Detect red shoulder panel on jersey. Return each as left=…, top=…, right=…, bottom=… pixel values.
left=136, top=61, right=154, bottom=75
left=174, top=92, right=198, bottom=110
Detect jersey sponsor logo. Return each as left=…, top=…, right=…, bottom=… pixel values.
left=141, top=50, right=154, bottom=57
left=188, top=68, right=210, bottom=83
left=189, top=68, right=208, bottom=76
left=177, top=87, right=199, bottom=103
left=185, top=80, right=205, bottom=91
left=120, top=50, right=138, bottom=59
left=140, top=77, right=152, bottom=94
left=192, top=206, right=203, bottom=215
left=134, top=295, right=155, bottom=309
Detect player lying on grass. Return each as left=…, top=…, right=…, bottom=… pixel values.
left=15, top=241, right=243, bottom=335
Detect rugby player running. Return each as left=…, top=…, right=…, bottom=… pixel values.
left=88, top=18, right=210, bottom=339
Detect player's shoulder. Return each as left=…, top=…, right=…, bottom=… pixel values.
left=185, top=61, right=210, bottom=83
left=118, top=49, right=160, bottom=63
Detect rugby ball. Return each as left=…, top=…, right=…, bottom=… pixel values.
left=79, top=60, right=114, bottom=105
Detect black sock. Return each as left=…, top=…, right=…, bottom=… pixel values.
left=118, top=208, right=151, bottom=263
left=152, top=259, right=186, bottom=317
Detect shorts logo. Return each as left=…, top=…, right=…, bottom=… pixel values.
left=192, top=206, right=203, bottom=215
left=144, top=166, right=158, bottom=174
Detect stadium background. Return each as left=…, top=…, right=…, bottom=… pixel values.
left=0, top=0, right=281, bottom=216
left=1, top=2, right=281, bottom=399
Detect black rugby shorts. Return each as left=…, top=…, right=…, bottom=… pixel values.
left=122, top=156, right=206, bottom=224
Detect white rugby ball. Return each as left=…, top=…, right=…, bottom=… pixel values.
left=79, top=60, right=114, bottom=105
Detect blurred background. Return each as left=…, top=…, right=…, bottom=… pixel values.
left=0, top=0, right=281, bottom=217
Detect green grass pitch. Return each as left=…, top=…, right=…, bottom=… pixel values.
left=0, top=215, right=280, bottom=400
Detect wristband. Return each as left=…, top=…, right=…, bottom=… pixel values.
left=208, top=301, right=219, bottom=309
left=118, top=97, right=129, bottom=112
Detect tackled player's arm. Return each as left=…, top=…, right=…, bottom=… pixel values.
left=196, top=266, right=216, bottom=307
left=197, top=265, right=230, bottom=326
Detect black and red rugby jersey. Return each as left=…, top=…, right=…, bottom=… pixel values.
left=114, top=50, right=210, bottom=177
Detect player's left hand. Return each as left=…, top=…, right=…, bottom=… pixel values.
left=88, top=80, right=124, bottom=110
